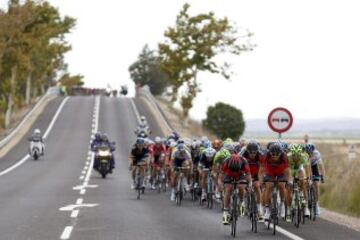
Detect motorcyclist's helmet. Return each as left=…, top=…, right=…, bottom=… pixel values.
left=34, top=129, right=41, bottom=136
left=94, top=132, right=102, bottom=140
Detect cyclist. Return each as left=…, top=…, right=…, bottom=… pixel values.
left=222, top=154, right=252, bottom=225
left=234, top=137, right=247, bottom=155
left=190, top=139, right=202, bottom=189
left=170, top=143, right=192, bottom=201
left=242, top=140, right=264, bottom=219
left=212, top=139, right=223, bottom=152
left=199, top=147, right=217, bottom=202
left=129, top=138, right=149, bottom=189
left=149, top=136, right=167, bottom=189
left=261, top=142, right=290, bottom=220
left=286, top=144, right=311, bottom=218
left=213, top=139, right=233, bottom=199
left=305, top=143, right=325, bottom=216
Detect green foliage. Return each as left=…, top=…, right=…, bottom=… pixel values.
left=129, top=45, right=169, bottom=95
left=59, top=73, right=84, bottom=88
left=0, top=0, right=76, bottom=128
left=203, top=102, right=245, bottom=140
left=159, top=3, right=254, bottom=117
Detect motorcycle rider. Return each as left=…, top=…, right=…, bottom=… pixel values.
left=28, top=128, right=45, bottom=156
left=91, top=133, right=116, bottom=173
left=135, top=116, right=151, bottom=137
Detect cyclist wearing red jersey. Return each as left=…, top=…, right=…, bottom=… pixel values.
left=222, top=154, right=252, bottom=225
left=242, top=140, right=264, bottom=219
left=261, top=143, right=290, bottom=220
left=149, top=137, right=167, bottom=189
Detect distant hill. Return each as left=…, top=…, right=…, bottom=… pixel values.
left=244, top=118, right=360, bottom=139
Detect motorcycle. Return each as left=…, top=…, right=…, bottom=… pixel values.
left=95, top=145, right=113, bottom=178
left=28, top=139, right=44, bottom=160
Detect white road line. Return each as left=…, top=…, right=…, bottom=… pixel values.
left=129, top=98, right=140, bottom=124
left=60, top=226, right=73, bottom=240
left=82, top=170, right=86, bottom=174
left=70, top=210, right=79, bottom=218
left=264, top=222, right=304, bottom=240
left=43, top=97, right=70, bottom=139
left=84, top=166, right=88, bottom=170
left=80, top=189, right=86, bottom=195
left=79, top=175, right=84, bottom=180
left=0, top=97, right=69, bottom=177
left=76, top=198, right=83, bottom=205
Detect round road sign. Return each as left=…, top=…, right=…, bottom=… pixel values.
left=267, top=107, right=293, bottom=134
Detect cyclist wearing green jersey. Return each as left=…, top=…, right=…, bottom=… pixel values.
left=286, top=144, right=311, bottom=217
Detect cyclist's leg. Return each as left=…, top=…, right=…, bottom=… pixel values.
left=222, top=175, right=233, bottom=224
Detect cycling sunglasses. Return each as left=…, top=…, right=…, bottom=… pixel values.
left=248, top=151, right=258, bottom=155
left=270, top=151, right=281, bottom=157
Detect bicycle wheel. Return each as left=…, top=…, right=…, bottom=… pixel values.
left=231, top=195, right=238, bottom=237
left=294, top=192, right=300, bottom=228
left=310, top=186, right=316, bottom=221
left=251, top=192, right=258, bottom=233
left=272, top=192, right=277, bottom=235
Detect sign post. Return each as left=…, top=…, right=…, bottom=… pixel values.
left=267, top=107, right=293, bottom=139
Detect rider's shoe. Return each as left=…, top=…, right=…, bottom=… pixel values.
left=131, top=182, right=135, bottom=190
left=215, top=191, right=221, bottom=199
left=193, top=182, right=199, bottom=189
left=264, top=206, right=270, bottom=221
left=222, top=210, right=231, bottom=225
left=170, top=189, right=176, bottom=201
left=185, top=183, right=191, bottom=192
left=305, top=206, right=310, bottom=217
left=280, top=202, right=286, bottom=218
left=315, top=202, right=321, bottom=216
left=201, top=191, right=207, bottom=202
left=151, top=184, right=156, bottom=190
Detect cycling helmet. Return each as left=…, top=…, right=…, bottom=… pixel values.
left=227, top=154, right=242, bottom=172
left=201, top=136, right=209, bottom=143
left=177, top=143, right=186, bottom=152
left=277, top=140, right=289, bottom=152
left=140, top=116, right=146, bottom=121
left=191, top=139, right=201, bottom=149
left=204, top=147, right=216, bottom=158
left=238, top=137, right=247, bottom=147
left=177, top=139, right=185, bottom=145
left=94, top=132, right=102, bottom=140
left=136, top=138, right=145, bottom=146
left=212, top=139, right=222, bottom=151
left=154, top=136, right=162, bottom=144
left=169, top=131, right=180, bottom=141
left=246, top=140, right=259, bottom=153
left=203, top=140, right=211, bottom=149
left=305, top=143, right=315, bottom=154
left=290, top=144, right=303, bottom=155
left=224, top=143, right=235, bottom=153
left=34, top=129, right=41, bottom=135
left=269, top=143, right=282, bottom=155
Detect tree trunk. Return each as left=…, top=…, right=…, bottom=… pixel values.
left=5, top=66, right=17, bottom=129
left=25, top=72, right=32, bottom=105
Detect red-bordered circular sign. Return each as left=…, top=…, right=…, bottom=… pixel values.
left=267, top=107, right=293, bottom=133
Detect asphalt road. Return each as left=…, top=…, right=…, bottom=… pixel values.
left=0, top=95, right=358, bottom=240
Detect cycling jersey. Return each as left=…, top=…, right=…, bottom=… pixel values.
left=130, top=146, right=149, bottom=165
left=152, top=144, right=166, bottom=156
left=199, top=153, right=214, bottom=169
left=222, top=155, right=250, bottom=181
left=309, top=150, right=322, bottom=166
left=242, top=151, right=263, bottom=179
left=172, top=149, right=191, bottom=168
left=261, top=153, right=289, bottom=180
left=214, top=148, right=231, bottom=165
left=287, top=152, right=309, bottom=177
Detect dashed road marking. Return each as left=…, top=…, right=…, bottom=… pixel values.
left=60, top=226, right=73, bottom=240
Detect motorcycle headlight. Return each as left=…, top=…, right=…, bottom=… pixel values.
left=98, top=150, right=110, bottom=157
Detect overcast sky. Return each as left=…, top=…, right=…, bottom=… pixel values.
left=2, top=0, right=360, bottom=121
